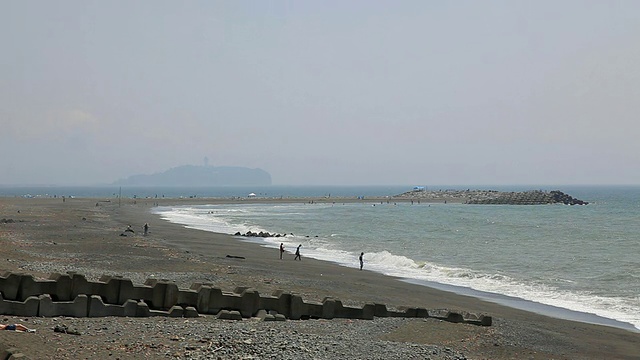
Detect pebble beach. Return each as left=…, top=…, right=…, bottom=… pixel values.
left=0, top=196, right=639, bottom=359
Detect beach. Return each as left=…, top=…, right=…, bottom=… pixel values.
left=0, top=196, right=639, bottom=359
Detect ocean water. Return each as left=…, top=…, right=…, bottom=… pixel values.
left=151, top=185, right=640, bottom=331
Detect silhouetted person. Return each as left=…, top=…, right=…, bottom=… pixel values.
left=143, top=223, right=149, bottom=235
left=359, top=252, right=364, bottom=270
left=279, top=243, right=285, bottom=260
left=294, top=244, right=302, bottom=260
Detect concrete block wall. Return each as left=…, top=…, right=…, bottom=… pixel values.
left=0, top=272, right=492, bottom=326
left=305, top=302, right=323, bottom=319
left=88, top=296, right=132, bottom=317
left=39, top=294, right=88, bottom=317
left=0, top=293, right=39, bottom=316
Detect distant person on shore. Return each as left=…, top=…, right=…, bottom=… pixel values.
left=359, top=252, right=364, bottom=270
left=294, top=245, right=302, bottom=260
left=143, top=223, right=149, bottom=236
left=279, top=243, right=285, bottom=260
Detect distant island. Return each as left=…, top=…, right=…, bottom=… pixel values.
left=112, top=165, right=272, bottom=186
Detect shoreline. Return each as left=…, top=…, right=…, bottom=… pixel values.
left=1, top=197, right=639, bottom=359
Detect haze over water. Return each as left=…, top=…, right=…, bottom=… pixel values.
left=3, top=2, right=640, bottom=187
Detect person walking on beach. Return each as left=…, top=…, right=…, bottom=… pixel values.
left=359, top=252, right=364, bottom=270
left=279, top=243, right=285, bottom=260
left=143, top=223, right=149, bottom=236
left=294, top=244, right=302, bottom=260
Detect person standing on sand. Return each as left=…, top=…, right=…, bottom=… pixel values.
left=359, top=252, right=364, bottom=270
left=279, top=243, right=285, bottom=260
left=294, top=244, right=302, bottom=260
left=143, top=223, right=149, bottom=236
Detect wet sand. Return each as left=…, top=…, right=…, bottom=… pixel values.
left=0, top=196, right=638, bottom=359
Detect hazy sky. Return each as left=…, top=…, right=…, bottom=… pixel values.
left=2, top=1, right=640, bottom=186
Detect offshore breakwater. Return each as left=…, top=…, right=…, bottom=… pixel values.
left=395, top=189, right=588, bottom=205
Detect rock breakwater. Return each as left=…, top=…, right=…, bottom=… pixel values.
left=396, top=189, right=588, bottom=205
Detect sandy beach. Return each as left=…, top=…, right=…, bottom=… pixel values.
left=0, top=196, right=638, bottom=359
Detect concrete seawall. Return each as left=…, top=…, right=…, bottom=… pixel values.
left=0, top=271, right=492, bottom=326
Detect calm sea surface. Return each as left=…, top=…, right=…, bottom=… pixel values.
left=3, top=185, right=639, bottom=330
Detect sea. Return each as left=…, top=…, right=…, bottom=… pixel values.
left=2, top=185, right=639, bottom=331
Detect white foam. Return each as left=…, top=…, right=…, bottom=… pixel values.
left=154, top=206, right=262, bottom=235
left=374, top=258, right=640, bottom=331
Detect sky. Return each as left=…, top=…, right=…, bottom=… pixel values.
left=2, top=1, right=640, bottom=186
